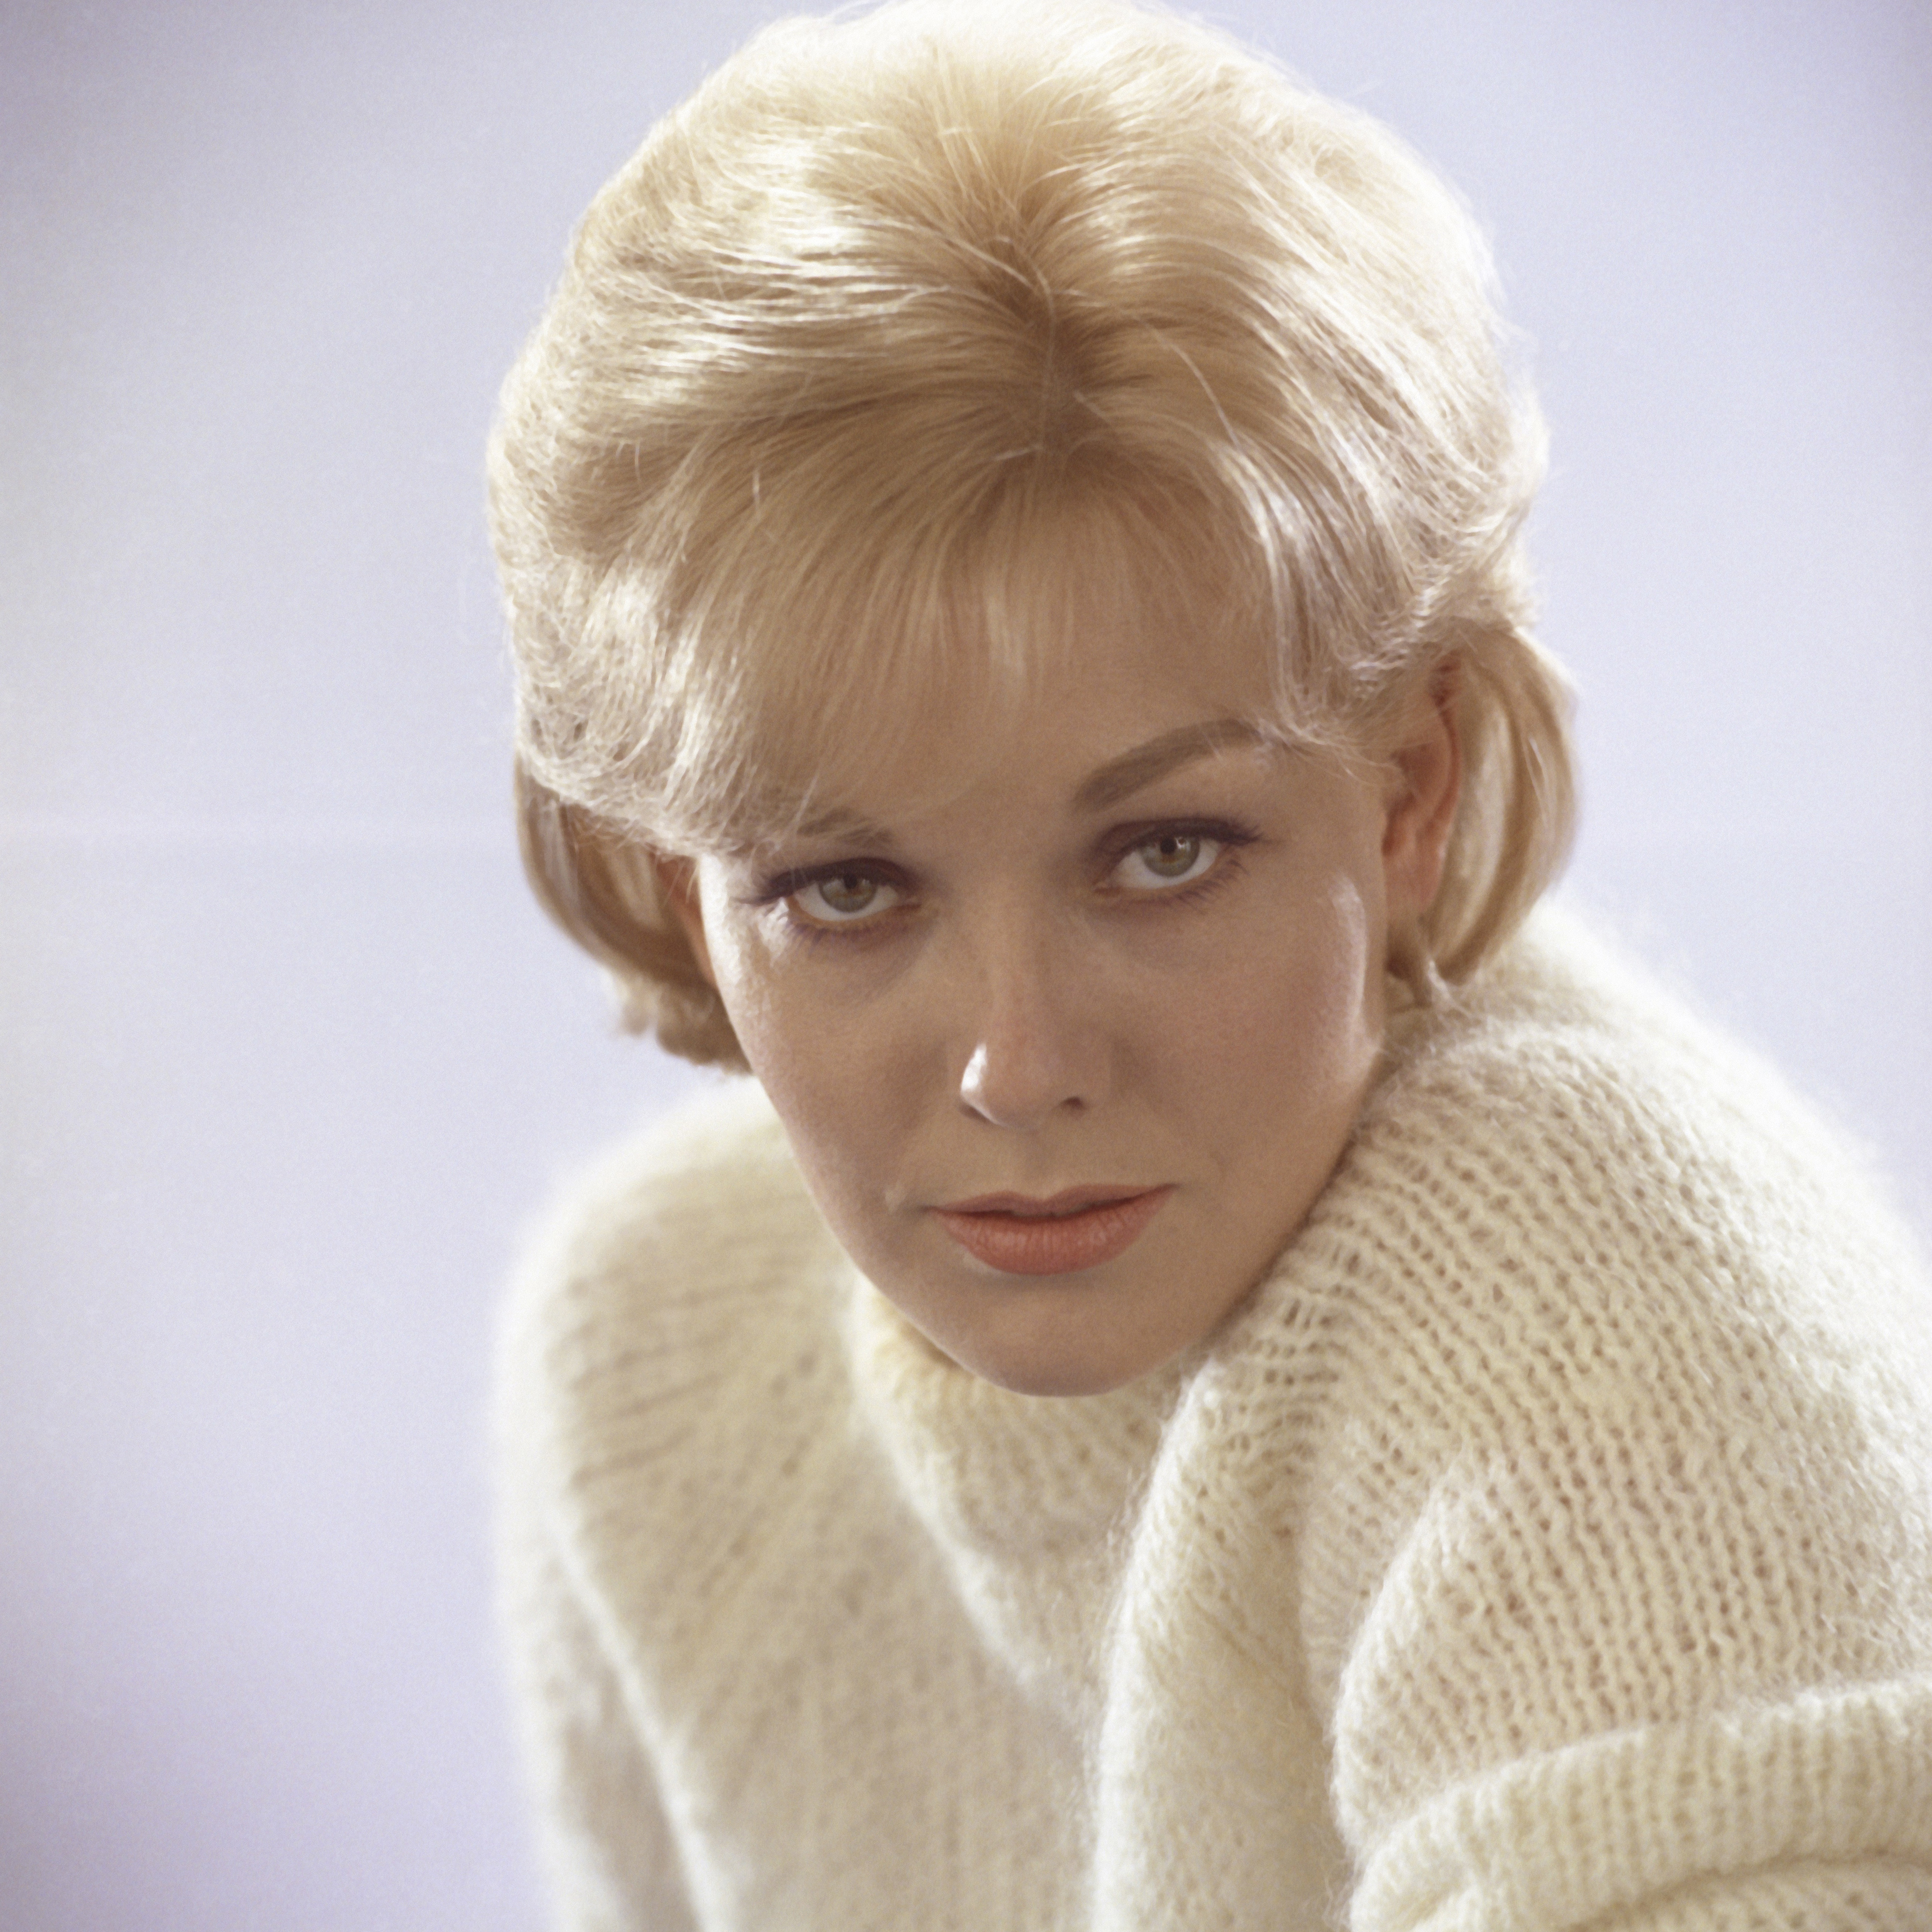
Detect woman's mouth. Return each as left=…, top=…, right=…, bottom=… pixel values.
left=931, top=1187, right=1173, bottom=1275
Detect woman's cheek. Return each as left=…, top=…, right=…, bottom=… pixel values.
left=726, top=958, right=905, bottom=1186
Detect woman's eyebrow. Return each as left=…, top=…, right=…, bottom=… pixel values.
left=789, top=807, right=897, bottom=848
left=1073, top=719, right=1269, bottom=812
left=780, top=719, right=1269, bottom=845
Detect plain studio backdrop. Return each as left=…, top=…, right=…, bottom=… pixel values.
left=3, top=2, right=1927, bottom=1927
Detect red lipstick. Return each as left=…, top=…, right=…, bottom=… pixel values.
left=932, top=1186, right=1172, bottom=1276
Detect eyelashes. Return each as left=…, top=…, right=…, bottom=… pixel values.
left=743, top=817, right=1262, bottom=940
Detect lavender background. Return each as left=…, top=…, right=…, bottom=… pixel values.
left=4, top=2, right=1927, bottom=1927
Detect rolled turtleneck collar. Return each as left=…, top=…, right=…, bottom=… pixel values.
left=842, top=1267, right=1192, bottom=1719
left=842, top=1270, right=1192, bottom=1555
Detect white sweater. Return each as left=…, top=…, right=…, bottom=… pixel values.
left=496, top=911, right=1932, bottom=1929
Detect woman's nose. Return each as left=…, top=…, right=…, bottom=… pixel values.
left=955, top=927, right=1107, bottom=1130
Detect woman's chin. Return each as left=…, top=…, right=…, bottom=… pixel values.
left=903, top=1278, right=1195, bottom=1399
left=958, top=1345, right=1154, bottom=1400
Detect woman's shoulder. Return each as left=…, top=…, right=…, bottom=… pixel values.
left=494, top=1081, right=911, bottom=1720
left=1314, top=901, right=1932, bottom=1428
left=1372, top=901, right=1922, bottom=1268
left=496, top=1077, right=844, bottom=1468
left=1256, top=912, right=1932, bottom=1870
left=513, top=1078, right=810, bottom=1291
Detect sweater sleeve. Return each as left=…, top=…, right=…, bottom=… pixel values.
left=1298, top=1000, right=1932, bottom=1930
left=493, top=1111, right=736, bottom=1932
left=1326, top=1448, right=1932, bottom=1930
left=497, top=1460, right=700, bottom=1932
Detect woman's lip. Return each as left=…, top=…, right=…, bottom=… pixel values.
left=932, top=1187, right=1173, bottom=1275
left=938, top=1185, right=1151, bottom=1216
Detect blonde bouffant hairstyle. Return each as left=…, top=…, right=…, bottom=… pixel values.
left=489, top=0, right=1574, bottom=1070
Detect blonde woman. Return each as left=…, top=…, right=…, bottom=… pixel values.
left=488, top=3, right=1932, bottom=1924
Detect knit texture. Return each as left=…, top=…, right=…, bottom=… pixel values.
left=496, top=909, right=1932, bottom=1929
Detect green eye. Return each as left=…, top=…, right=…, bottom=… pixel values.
left=1110, top=829, right=1233, bottom=894
left=1137, top=833, right=1203, bottom=879
left=795, top=872, right=886, bottom=920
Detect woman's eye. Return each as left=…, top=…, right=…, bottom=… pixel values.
left=790, top=871, right=900, bottom=924
left=1113, top=831, right=1218, bottom=890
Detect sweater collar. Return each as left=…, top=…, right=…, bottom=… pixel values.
left=843, top=1270, right=1192, bottom=1717
left=844, top=1271, right=1188, bottom=1561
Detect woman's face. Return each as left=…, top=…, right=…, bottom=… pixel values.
left=669, top=614, right=1455, bottom=1396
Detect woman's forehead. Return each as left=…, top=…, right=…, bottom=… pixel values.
left=724, top=654, right=1297, bottom=857
left=671, top=526, right=1302, bottom=851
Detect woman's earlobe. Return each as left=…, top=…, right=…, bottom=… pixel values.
left=651, top=854, right=718, bottom=989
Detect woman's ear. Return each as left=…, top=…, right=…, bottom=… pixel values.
left=1380, top=658, right=1463, bottom=925
left=650, top=854, right=718, bottom=989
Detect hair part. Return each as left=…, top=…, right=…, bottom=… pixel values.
left=493, top=0, right=1575, bottom=1066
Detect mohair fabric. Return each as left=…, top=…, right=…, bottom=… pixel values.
left=496, top=909, right=1932, bottom=1930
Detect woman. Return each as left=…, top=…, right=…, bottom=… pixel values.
left=488, top=2, right=1932, bottom=1924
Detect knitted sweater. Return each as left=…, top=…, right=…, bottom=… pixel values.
left=496, top=910, right=1932, bottom=1930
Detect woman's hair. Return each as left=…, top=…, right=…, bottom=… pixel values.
left=490, top=0, right=1575, bottom=1069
